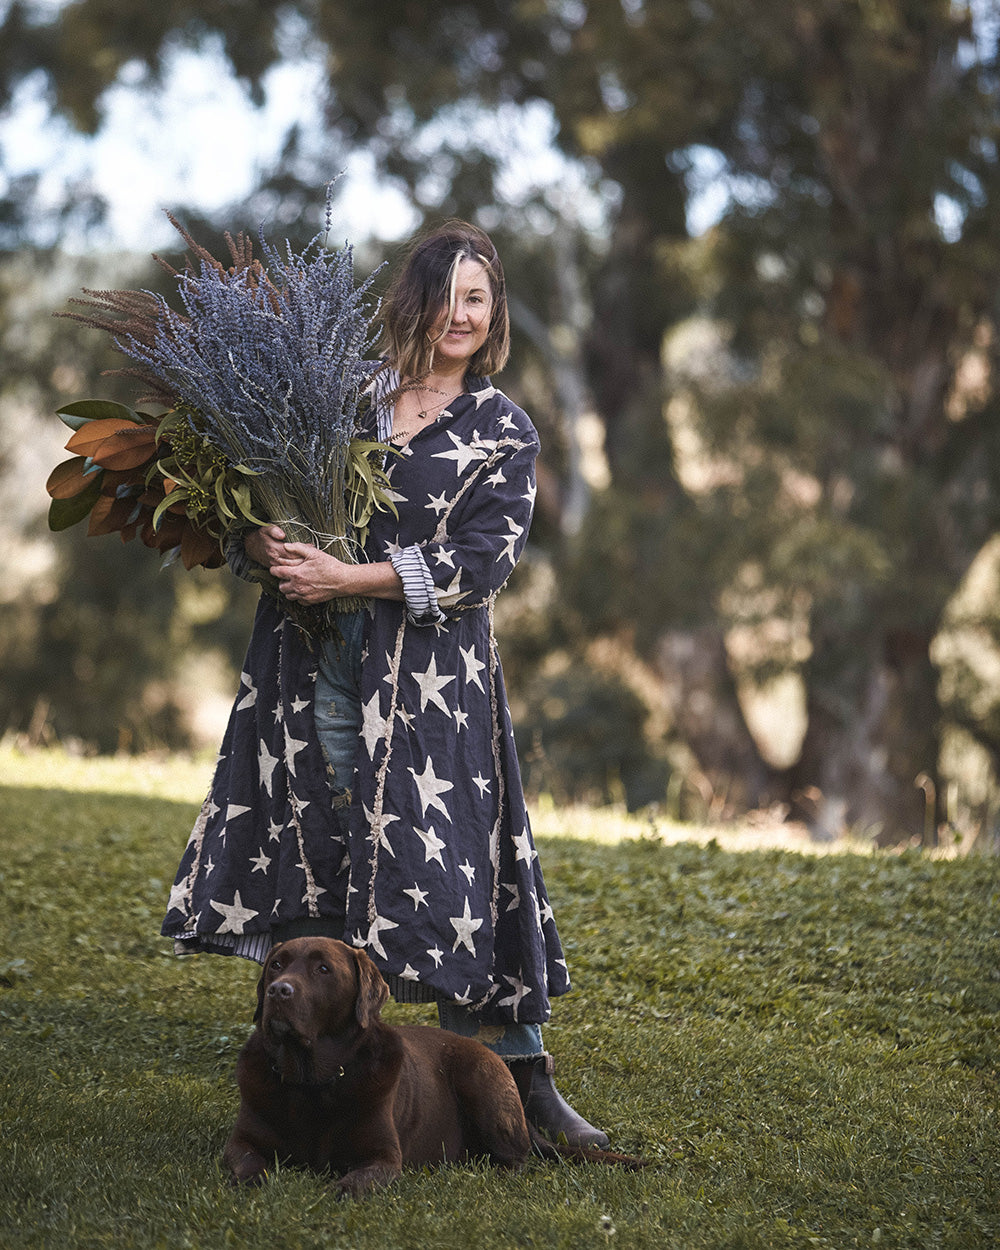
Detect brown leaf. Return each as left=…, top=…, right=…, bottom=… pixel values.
left=180, top=525, right=224, bottom=569
left=66, top=418, right=153, bottom=456
left=46, top=457, right=96, bottom=500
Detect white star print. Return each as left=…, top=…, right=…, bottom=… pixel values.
left=449, top=898, right=483, bottom=955
left=283, top=727, right=309, bottom=777
left=290, top=695, right=310, bottom=714
left=453, top=708, right=469, bottom=731
left=403, top=883, right=430, bottom=910
left=361, top=691, right=389, bottom=759
left=458, top=860, right=476, bottom=885
left=211, top=891, right=258, bottom=935
left=501, top=881, right=521, bottom=912
left=497, top=514, right=524, bottom=566
left=486, top=467, right=507, bottom=487
left=438, top=569, right=465, bottom=604
left=366, top=913, right=399, bottom=960
left=460, top=644, right=487, bottom=692
left=472, top=773, right=492, bottom=797
left=498, top=974, right=532, bottom=1019
left=364, top=803, right=400, bottom=859
left=497, top=411, right=517, bottom=430
left=426, top=490, right=450, bottom=515
left=167, top=881, right=188, bottom=914
left=411, top=653, right=456, bottom=715
left=236, top=673, right=257, bottom=711
left=258, top=740, right=279, bottom=796
left=250, top=850, right=271, bottom=873
left=427, top=945, right=444, bottom=968
left=268, top=819, right=284, bottom=842
left=413, top=823, right=448, bottom=870
left=433, top=430, right=488, bottom=474
left=400, top=963, right=421, bottom=981
left=226, top=804, right=252, bottom=822
left=523, top=476, right=537, bottom=508
left=409, top=757, right=454, bottom=819
left=513, top=827, right=537, bottom=864
left=432, top=547, right=456, bottom=569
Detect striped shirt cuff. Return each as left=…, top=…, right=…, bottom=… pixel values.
left=224, top=532, right=257, bottom=582
left=389, top=545, right=447, bottom=626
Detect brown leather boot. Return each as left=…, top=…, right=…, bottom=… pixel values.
left=509, top=1053, right=610, bottom=1149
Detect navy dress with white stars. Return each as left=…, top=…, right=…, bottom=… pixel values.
left=161, top=378, right=570, bottom=1029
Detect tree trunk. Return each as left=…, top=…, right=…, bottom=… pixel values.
left=655, top=625, right=778, bottom=817
left=787, top=627, right=941, bottom=845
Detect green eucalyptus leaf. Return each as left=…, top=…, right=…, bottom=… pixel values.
left=152, top=491, right=185, bottom=531
left=214, top=476, right=237, bottom=520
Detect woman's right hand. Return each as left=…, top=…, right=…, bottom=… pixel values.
left=244, top=524, right=290, bottom=568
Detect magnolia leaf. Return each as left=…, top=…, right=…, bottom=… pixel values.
left=46, top=456, right=100, bottom=500
left=87, top=427, right=159, bottom=472
left=48, top=476, right=103, bottom=531
left=86, top=492, right=117, bottom=537
left=66, top=419, right=154, bottom=459
left=180, top=525, right=223, bottom=570
left=56, top=399, right=148, bottom=431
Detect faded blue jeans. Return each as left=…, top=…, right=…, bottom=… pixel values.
left=313, top=611, right=544, bottom=1062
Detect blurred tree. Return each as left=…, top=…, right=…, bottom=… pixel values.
left=4, top=0, right=1000, bottom=843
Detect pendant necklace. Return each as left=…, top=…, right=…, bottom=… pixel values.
left=389, top=389, right=464, bottom=446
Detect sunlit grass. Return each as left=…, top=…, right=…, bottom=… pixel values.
left=1, top=747, right=998, bottom=1248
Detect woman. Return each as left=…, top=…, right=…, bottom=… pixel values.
left=161, top=221, right=607, bottom=1147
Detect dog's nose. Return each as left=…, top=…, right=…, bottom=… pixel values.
left=267, top=979, right=295, bottom=1000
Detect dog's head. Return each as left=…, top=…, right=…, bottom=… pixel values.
left=254, top=938, right=389, bottom=1081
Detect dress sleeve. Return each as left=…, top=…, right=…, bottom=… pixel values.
left=420, top=421, right=539, bottom=620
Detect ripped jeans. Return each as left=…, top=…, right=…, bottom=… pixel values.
left=311, top=611, right=544, bottom=1062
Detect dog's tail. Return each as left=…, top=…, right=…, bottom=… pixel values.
left=528, top=1125, right=648, bottom=1169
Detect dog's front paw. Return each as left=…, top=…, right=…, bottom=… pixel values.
left=225, top=1146, right=271, bottom=1186
left=336, top=1162, right=401, bottom=1197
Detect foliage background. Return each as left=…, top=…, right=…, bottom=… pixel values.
left=4, top=1, right=1000, bottom=847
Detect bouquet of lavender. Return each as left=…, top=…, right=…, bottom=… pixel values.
left=49, top=195, right=394, bottom=634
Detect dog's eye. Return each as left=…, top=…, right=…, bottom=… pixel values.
left=317, top=963, right=330, bottom=974
left=269, top=959, right=282, bottom=972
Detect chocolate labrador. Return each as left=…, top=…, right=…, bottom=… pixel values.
left=224, top=937, right=634, bottom=1194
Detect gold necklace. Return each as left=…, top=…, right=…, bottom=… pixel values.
left=390, top=391, right=463, bottom=444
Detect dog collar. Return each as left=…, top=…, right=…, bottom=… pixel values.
left=269, top=1061, right=346, bottom=1088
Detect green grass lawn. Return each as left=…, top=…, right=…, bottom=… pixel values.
left=0, top=746, right=997, bottom=1249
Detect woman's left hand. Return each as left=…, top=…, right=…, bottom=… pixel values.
left=270, top=543, right=353, bottom=604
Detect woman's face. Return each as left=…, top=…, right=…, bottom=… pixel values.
left=427, top=258, right=494, bottom=370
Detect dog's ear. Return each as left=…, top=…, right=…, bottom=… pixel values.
left=253, top=969, right=266, bottom=1024
left=351, top=946, right=389, bottom=1029
left=254, top=942, right=284, bottom=1023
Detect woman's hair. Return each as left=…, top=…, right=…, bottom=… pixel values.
left=378, top=220, right=510, bottom=379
